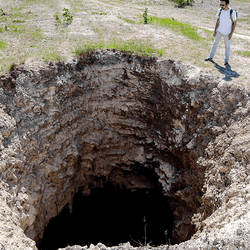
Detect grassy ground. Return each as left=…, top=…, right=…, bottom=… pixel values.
left=0, top=0, right=250, bottom=87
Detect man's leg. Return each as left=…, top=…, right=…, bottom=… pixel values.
left=209, top=32, right=222, bottom=59
left=223, top=34, right=231, bottom=64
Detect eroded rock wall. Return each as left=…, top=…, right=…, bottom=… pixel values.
left=0, top=51, right=250, bottom=249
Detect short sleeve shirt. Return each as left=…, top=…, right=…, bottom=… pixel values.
left=216, top=8, right=237, bottom=35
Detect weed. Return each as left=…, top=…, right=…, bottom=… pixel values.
left=92, top=11, right=108, bottom=15
left=12, top=20, right=25, bottom=23
left=54, top=14, right=62, bottom=24
left=62, top=8, right=73, bottom=24
left=0, top=25, right=8, bottom=33
left=237, top=50, right=250, bottom=57
left=0, top=41, right=7, bottom=50
left=143, top=8, right=150, bottom=24
left=156, top=49, right=164, bottom=56
left=12, top=25, right=19, bottom=32
left=0, top=9, right=6, bottom=16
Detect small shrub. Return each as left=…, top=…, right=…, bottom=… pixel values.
left=62, top=8, right=73, bottom=24
left=143, top=8, right=149, bottom=24
left=54, top=14, right=61, bottom=24
left=54, top=9, right=73, bottom=25
left=173, top=0, right=195, bottom=8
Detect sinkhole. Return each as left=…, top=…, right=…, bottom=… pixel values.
left=37, top=183, right=174, bottom=250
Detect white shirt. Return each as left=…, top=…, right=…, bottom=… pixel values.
left=216, top=8, right=237, bottom=35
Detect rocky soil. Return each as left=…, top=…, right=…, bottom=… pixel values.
left=1, top=50, right=250, bottom=249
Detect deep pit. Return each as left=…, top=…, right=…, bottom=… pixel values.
left=37, top=163, right=176, bottom=249
left=1, top=51, right=250, bottom=250
left=38, top=185, right=174, bottom=250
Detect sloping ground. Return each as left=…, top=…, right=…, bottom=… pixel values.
left=1, top=51, right=250, bottom=249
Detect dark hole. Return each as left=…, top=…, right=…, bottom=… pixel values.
left=37, top=186, right=174, bottom=250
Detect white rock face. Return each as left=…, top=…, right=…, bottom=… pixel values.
left=1, top=51, right=250, bottom=249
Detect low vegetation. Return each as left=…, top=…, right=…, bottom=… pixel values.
left=54, top=8, right=73, bottom=25
left=92, top=11, right=108, bottom=15
left=149, top=16, right=202, bottom=41
left=75, top=39, right=164, bottom=57
left=0, top=41, right=7, bottom=50
left=237, top=51, right=250, bottom=57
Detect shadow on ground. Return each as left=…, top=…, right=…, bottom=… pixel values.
left=212, top=61, right=240, bottom=81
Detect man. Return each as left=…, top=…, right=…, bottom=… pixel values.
left=205, top=0, right=237, bottom=66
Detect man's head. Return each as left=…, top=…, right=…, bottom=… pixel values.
left=220, top=0, right=229, bottom=10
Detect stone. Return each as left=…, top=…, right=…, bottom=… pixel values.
left=0, top=51, right=250, bottom=249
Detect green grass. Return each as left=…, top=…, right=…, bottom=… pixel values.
left=75, top=39, right=164, bottom=57
left=40, top=51, right=63, bottom=62
left=237, top=51, right=250, bottom=57
left=148, top=16, right=203, bottom=41
left=0, top=41, right=7, bottom=50
left=238, top=18, right=250, bottom=24
left=120, top=18, right=137, bottom=24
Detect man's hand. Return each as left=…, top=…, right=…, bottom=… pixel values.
left=213, top=31, right=217, bottom=37
left=229, top=32, right=233, bottom=40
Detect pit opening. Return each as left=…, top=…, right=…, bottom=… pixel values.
left=37, top=183, right=174, bottom=250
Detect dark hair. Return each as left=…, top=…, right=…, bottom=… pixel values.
left=221, top=0, right=229, bottom=4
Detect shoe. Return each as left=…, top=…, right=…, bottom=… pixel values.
left=205, top=58, right=213, bottom=62
left=224, top=62, right=229, bottom=66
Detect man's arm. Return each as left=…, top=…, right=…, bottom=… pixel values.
left=213, top=19, right=220, bottom=37
left=229, top=21, right=237, bottom=40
